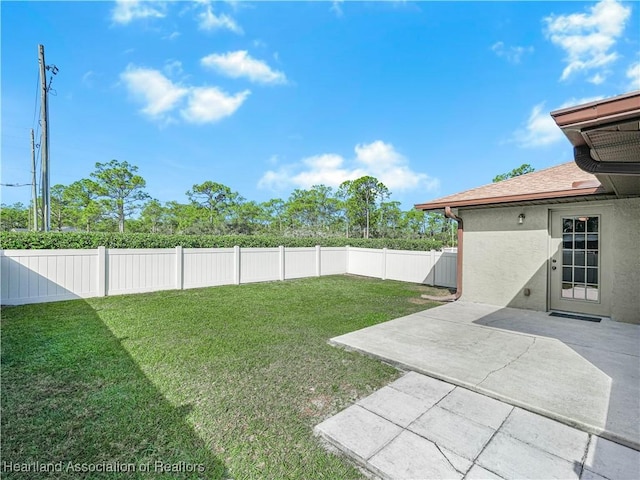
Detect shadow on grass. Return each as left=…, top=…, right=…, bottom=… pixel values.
left=1, top=299, right=226, bottom=479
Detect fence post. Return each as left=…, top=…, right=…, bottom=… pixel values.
left=97, top=246, right=107, bottom=297
left=279, top=245, right=285, bottom=281
left=316, top=245, right=321, bottom=277
left=345, top=245, right=350, bottom=274
left=175, top=246, right=183, bottom=290
left=431, top=250, right=436, bottom=286
left=234, top=246, right=241, bottom=285
left=381, top=248, right=387, bottom=280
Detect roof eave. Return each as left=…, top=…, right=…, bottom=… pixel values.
left=550, top=91, right=640, bottom=130
left=414, top=187, right=605, bottom=211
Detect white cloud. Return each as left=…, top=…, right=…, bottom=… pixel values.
left=120, top=64, right=249, bottom=125
left=163, top=60, right=183, bottom=77
left=588, top=72, right=606, bottom=85
left=180, top=87, right=250, bottom=124
left=223, top=0, right=251, bottom=13
left=513, top=103, right=563, bottom=148
left=120, top=65, right=188, bottom=119
left=514, top=97, right=604, bottom=148
left=198, top=3, right=242, bottom=33
left=258, top=141, right=439, bottom=193
left=491, top=41, right=534, bottom=64
left=111, top=0, right=166, bottom=25
left=267, top=154, right=280, bottom=166
left=627, top=61, right=640, bottom=91
left=293, top=154, right=360, bottom=189
left=561, top=96, right=605, bottom=108
left=331, top=1, right=344, bottom=18
left=201, top=51, right=287, bottom=85
left=544, top=0, right=631, bottom=82
left=82, top=70, right=95, bottom=87
left=164, top=31, right=181, bottom=40
left=258, top=170, right=290, bottom=191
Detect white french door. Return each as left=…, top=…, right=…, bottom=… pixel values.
left=549, top=208, right=611, bottom=317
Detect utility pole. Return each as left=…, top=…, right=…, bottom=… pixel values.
left=38, top=44, right=50, bottom=231
left=31, top=128, right=38, bottom=231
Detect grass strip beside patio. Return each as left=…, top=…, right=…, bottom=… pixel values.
left=1, top=276, right=446, bottom=479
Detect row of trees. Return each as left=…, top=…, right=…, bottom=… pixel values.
left=2, top=160, right=533, bottom=240
left=1, top=160, right=456, bottom=242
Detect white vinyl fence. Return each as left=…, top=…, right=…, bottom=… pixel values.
left=1, top=246, right=456, bottom=305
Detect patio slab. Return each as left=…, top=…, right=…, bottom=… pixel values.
left=314, top=371, right=640, bottom=480
left=499, top=407, right=589, bottom=463
left=476, top=432, right=580, bottom=480
left=356, top=386, right=431, bottom=428
left=329, top=301, right=640, bottom=450
left=315, top=404, right=402, bottom=460
left=437, top=386, right=513, bottom=430
left=408, top=405, right=496, bottom=461
left=367, top=430, right=465, bottom=480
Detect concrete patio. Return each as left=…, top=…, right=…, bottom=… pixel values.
left=316, top=301, right=640, bottom=479
left=315, top=372, right=639, bottom=479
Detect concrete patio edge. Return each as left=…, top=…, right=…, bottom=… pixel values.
left=314, top=427, right=386, bottom=480
left=328, top=337, right=640, bottom=452
left=314, top=371, right=640, bottom=480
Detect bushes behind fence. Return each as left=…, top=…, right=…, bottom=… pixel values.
left=0, top=232, right=443, bottom=251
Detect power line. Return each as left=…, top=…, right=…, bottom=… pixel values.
left=32, top=69, right=40, bottom=130
left=34, top=120, right=42, bottom=181
left=35, top=139, right=42, bottom=199
left=35, top=118, right=41, bottom=148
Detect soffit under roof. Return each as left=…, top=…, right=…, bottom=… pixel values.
left=551, top=92, right=640, bottom=196
left=583, top=120, right=640, bottom=164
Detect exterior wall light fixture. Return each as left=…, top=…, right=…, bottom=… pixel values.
left=518, top=213, right=526, bottom=224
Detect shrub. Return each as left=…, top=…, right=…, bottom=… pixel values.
left=0, top=232, right=443, bottom=251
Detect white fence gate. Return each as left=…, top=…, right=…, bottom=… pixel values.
left=1, top=246, right=456, bottom=305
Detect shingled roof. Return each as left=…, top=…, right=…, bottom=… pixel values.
left=415, top=162, right=609, bottom=211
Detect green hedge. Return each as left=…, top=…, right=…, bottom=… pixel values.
left=0, top=232, right=443, bottom=251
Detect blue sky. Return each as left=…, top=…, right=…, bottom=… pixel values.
left=2, top=0, right=639, bottom=210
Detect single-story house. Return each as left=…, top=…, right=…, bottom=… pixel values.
left=416, top=91, right=640, bottom=324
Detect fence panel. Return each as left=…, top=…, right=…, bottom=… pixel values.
left=183, top=248, right=235, bottom=289
left=320, top=247, right=347, bottom=275
left=435, top=252, right=457, bottom=288
left=0, top=249, right=97, bottom=304
left=107, top=249, right=175, bottom=295
left=347, top=247, right=384, bottom=278
left=240, top=248, right=280, bottom=284
left=385, top=250, right=436, bottom=285
left=284, top=248, right=316, bottom=279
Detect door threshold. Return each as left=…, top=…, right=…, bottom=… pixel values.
left=549, top=311, right=601, bottom=322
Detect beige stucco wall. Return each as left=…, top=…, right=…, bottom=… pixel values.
left=459, top=205, right=549, bottom=311
left=458, top=198, right=640, bottom=324
left=610, top=197, right=640, bottom=323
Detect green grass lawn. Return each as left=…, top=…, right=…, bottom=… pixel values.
left=1, top=275, right=447, bottom=479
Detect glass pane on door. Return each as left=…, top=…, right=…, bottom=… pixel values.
left=560, top=216, right=599, bottom=302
